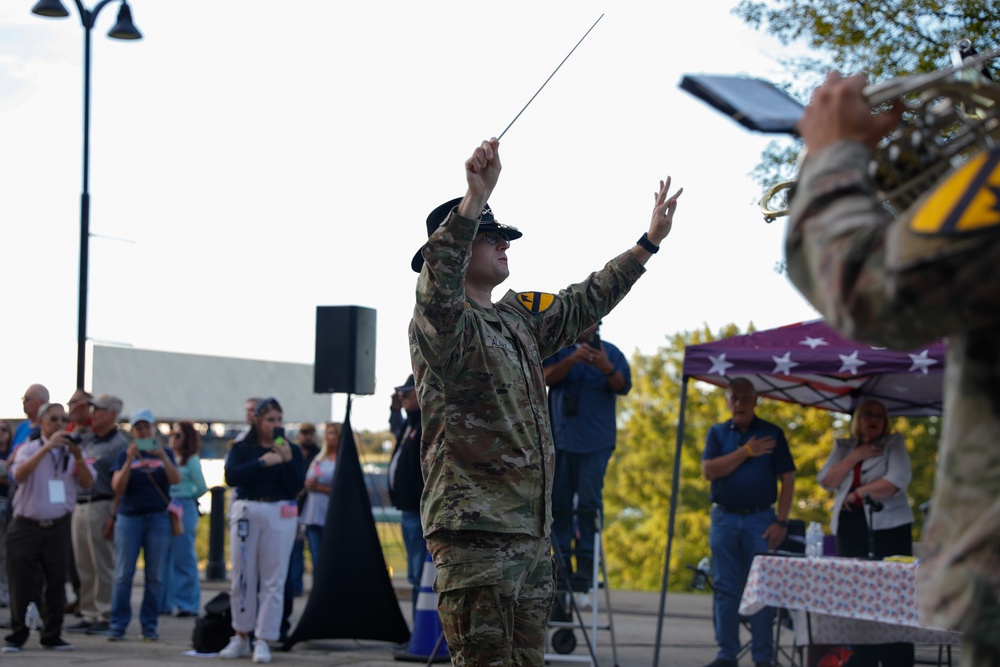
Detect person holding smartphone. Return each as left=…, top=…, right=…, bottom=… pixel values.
left=220, top=397, right=304, bottom=665
left=542, top=321, right=631, bottom=594
left=106, top=409, right=180, bottom=641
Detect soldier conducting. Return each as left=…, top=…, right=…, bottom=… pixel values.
left=409, top=137, right=682, bottom=666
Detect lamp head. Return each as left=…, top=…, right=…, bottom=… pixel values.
left=108, top=1, right=142, bottom=40
left=31, top=0, right=70, bottom=18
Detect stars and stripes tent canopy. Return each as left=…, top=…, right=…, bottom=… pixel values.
left=652, top=319, right=946, bottom=667
left=682, top=318, right=946, bottom=416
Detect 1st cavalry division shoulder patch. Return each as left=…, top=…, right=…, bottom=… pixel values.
left=911, top=147, right=1000, bottom=235
left=516, top=292, right=555, bottom=313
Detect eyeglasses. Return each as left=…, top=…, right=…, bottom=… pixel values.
left=480, top=231, right=509, bottom=246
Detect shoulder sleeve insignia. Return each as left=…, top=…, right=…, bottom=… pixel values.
left=515, top=292, right=555, bottom=313
left=910, top=147, right=1000, bottom=235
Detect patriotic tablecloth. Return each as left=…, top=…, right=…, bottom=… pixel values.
left=738, top=555, right=961, bottom=646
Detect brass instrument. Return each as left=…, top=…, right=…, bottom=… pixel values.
left=759, top=41, right=1000, bottom=223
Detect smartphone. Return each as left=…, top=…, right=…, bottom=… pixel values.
left=273, top=426, right=286, bottom=445
left=135, top=437, right=158, bottom=452
left=586, top=332, right=602, bottom=350
left=678, top=74, right=804, bottom=134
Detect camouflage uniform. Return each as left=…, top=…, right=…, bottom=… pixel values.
left=786, top=140, right=1000, bottom=666
left=409, top=208, right=645, bottom=666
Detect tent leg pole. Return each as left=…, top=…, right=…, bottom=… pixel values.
left=652, top=376, right=689, bottom=667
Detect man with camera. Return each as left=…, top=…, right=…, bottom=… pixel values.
left=67, top=394, right=128, bottom=636
left=4, top=401, right=92, bottom=652
left=543, top=321, right=630, bottom=593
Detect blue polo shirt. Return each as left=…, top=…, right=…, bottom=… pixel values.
left=703, top=416, right=795, bottom=510
left=543, top=340, right=631, bottom=454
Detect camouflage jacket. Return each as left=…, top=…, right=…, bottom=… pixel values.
left=410, top=209, right=644, bottom=538
left=787, top=140, right=1000, bottom=650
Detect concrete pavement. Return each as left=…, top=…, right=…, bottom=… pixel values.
left=0, top=576, right=725, bottom=667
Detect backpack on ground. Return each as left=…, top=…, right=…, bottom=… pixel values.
left=192, top=591, right=235, bottom=653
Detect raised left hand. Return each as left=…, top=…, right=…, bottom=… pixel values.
left=648, top=177, right=683, bottom=244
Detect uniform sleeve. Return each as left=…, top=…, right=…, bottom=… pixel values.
left=411, top=210, right=478, bottom=374
left=786, top=140, right=1000, bottom=348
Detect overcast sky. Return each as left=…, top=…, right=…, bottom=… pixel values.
left=0, top=0, right=819, bottom=433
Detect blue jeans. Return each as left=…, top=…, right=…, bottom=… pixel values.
left=111, top=511, right=171, bottom=638
left=400, top=510, right=426, bottom=611
left=288, top=532, right=305, bottom=596
left=551, top=448, right=613, bottom=568
left=306, top=524, right=323, bottom=571
left=160, top=498, right=201, bottom=614
left=709, top=506, right=775, bottom=663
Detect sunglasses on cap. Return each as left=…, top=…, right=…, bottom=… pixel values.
left=254, top=397, right=282, bottom=417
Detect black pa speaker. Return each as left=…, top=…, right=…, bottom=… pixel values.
left=314, top=306, right=377, bottom=395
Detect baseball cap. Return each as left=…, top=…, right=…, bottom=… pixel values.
left=90, top=394, right=124, bottom=415
left=394, top=374, right=415, bottom=393
left=129, top=407, right=155, bottom=426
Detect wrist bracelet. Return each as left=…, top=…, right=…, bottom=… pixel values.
left=636, top=232, right=659, bottom=254
left=744, top=444, right=754, bottom=458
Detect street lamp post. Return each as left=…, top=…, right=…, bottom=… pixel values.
left=32, top=0, right=142, bottom=389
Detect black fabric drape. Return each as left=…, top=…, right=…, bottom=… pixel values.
left=285, top=404, right=410, bottom=648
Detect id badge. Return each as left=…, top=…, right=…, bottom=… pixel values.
left=48, top=479, right=67, bottom=504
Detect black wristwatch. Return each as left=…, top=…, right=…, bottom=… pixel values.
left=636, top=232, right=659, bottom=254
left=775, top=519, right=789, bottom=528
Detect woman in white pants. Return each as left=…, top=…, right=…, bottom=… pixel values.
left=220, top=398, right=304, bottom=664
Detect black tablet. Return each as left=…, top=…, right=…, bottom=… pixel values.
left=679, top=74, right=804, bottom=134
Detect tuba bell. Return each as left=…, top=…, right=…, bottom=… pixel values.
left=759, top=40, right=1000, bottom=223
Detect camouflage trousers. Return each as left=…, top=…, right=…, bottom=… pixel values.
left=427, top=531, right=555, bottom=667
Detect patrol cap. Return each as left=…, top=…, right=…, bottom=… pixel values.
left=411, top=197, right=523, bottom=273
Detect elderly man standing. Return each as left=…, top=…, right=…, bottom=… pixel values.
left=702, top=377, right=795, bottom=667
left=3, top=402, right=93, bottom=653
left=66, top=394, right=128, bottom=636
left=13, top=384, right=49, bottom=449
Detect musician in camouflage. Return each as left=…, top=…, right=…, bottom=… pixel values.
left=786, top=71, right=1000, bottom=667
left=409, top=137, right=682, bottom=666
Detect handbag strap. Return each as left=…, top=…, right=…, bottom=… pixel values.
left=140, top=461, right=171, bottom=506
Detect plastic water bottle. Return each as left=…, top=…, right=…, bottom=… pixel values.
left=806, top=521, right=823, bottom=558
left=25, top=602, right=39, bottom=631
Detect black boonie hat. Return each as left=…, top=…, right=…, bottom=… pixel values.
left=411, top=197, right=523, bottom=272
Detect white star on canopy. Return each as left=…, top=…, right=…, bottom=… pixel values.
left=908, top=350, right=938, bottom=375
left=772, top=352, right=799, bottom=375
left=838, top=350, right=867, bottom=375
left=707, top=353, right=734, bottom=375
left=800, top=336, right=828, bottom=349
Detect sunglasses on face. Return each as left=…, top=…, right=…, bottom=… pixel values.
left=480, top=231, right=509, bottom=246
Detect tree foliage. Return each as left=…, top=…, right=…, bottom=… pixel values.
left=602, top=323, right=942, bottom=592
left=732, top=0, right=1000, bottom=187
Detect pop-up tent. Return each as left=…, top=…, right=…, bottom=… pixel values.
left=652, top=319, right=946, bottom=667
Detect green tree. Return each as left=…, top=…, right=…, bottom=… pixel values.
left=603, top=323, right=942, bottom=592
left=732, top=0, right=1000, bottom=188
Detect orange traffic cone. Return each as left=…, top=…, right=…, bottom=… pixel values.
left=394, top=552, right=449, bottom=662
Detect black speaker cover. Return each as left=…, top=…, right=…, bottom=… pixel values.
left=314, top=306, right=377, bottom=395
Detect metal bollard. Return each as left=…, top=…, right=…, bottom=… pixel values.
left=205, top=486, right=227, bottom=581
